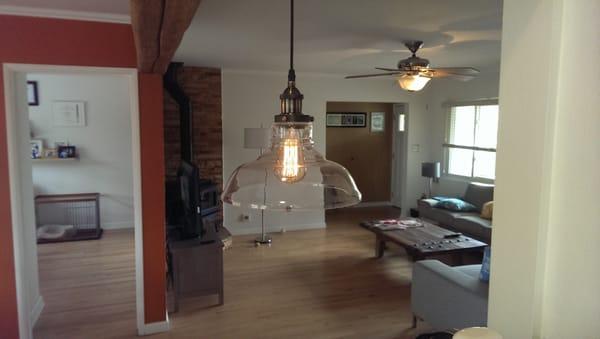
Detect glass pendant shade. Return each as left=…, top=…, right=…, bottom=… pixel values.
left=222, top=122, right=361, bottom=210
left=397, top=74, right=431, bottom=91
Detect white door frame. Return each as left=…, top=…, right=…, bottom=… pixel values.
left=3, top=63, right=149, bottom=338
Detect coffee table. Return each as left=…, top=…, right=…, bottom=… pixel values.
left=360, top=219, right=487, bottom=262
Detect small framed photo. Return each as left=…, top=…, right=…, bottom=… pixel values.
left=27, top=81, right=39, bottom=106
left=44, top=149, right=57, bottom=158
left=57, top=145, right=77, bottom=158
left=371, top=112, right=385, bottom=132
left=30, top=140, right=43, bottom=159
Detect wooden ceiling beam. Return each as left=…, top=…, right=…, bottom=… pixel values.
left=130, top=0, right=201, bottom=74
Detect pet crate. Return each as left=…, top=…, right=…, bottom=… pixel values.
left=35, top=193, right=102, bottom=243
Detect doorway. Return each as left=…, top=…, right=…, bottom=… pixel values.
left=3, top=64, right=145, bottom=338
left=325, top=101, right=403, bottom=206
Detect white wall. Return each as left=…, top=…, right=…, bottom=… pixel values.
left=425, top=72, right=500, bottom=197
left=27, top=73, right=134, bottom=229
left=488, top=0, right=600, bottom=338
left=221, top=70, right=431, bottom=234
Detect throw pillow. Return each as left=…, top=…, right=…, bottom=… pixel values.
left=481, top=201, right=494, bottom=220
left=480, top=246, right=491, bottom=282
left=435, top=198, right=477, bottom=212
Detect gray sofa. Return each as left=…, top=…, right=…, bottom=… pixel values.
left=411, top=260, right=488, bottom=330
left=418, top=183, right=494, bottom=243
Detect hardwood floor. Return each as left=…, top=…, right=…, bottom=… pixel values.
left=34, top=229, right=137, bottom=339
left=34, top=207, right=433, bottom=339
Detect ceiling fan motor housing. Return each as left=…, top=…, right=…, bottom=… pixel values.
left=398, top=56, right=430, bottom=71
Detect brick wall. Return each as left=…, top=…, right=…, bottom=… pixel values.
left=163, top=66, right=222, bottom=187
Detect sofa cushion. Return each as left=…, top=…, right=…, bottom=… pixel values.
left=479, top=247, right=491, bottom=282
left=480, top=201, right=494, bottom=220
left=453, top=215, right=492, bottom=242
left=456, top=264, right=483, bottom=279
left=419, top=198, right=439, bottom=208
left=436, top=198, right=477, bottom=212
left=463, top=183, right=494, bottom=211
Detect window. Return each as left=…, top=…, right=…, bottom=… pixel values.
left=398, top=113, right=406, bottom=132
left=444, top=103, right=499, bottom=180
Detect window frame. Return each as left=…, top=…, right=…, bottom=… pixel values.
left=442, top=99, right=499, bottom=183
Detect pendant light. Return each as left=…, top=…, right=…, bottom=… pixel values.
left=221, top=0, right=361, bottom=211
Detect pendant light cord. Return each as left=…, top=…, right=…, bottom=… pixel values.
left=288, top=0, right=295, bottom=82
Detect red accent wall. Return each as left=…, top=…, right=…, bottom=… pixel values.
left=0, top=15, right=166, bottom=335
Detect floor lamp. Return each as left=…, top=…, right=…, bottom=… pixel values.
left=244, top=127, right=272, bottom=245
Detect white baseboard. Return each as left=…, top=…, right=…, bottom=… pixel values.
left=138, top=313, right=170, bottom=336
left=353, top=201, right=393, bottom=208
left=228, top=222, right=327, bottom=236
left=29, top=295, right=44, bottom=327
left=102, top=221, right=134, bottom=230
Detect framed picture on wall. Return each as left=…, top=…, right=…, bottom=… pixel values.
left=53, top=101, right=86, bottom=127
left=371, top=112, right=385, bottom=132
left=27, top=81, right=39, bottom=106
left=326, top=112, right=366, bottom=127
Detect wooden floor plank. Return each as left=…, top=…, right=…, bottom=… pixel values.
left=34, top=207, right=435, bottom=339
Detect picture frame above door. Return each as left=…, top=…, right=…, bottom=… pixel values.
left=326, top=112, right=366, bottom=127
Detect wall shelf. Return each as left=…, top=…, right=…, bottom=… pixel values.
left=32, top=157, right=78, bottom=162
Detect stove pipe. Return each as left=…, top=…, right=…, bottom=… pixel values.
left=164, top=62, right=193, bottom=162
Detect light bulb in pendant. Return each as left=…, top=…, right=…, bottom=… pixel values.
left=275, top=128, right=306, bottom=183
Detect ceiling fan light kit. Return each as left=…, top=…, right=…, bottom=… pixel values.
left=221, top=0, right=361, bottom=211
left=346, top=40, right=480, bottom=92
left=397, top=74, right=431, bottom=92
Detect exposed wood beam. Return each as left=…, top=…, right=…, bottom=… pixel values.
left=130, top=0, right=200, bottom=74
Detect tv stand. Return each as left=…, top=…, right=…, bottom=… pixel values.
left=168, top=237, right=224, bottom=312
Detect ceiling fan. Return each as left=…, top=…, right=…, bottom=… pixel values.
left=345, top=40, right=480, bottom=92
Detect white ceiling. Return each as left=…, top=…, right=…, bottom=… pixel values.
left=176, top=0, right=503, bottom=75
left=0, top=0, right=503, bottom=75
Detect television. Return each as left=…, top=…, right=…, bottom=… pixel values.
left=178, top=160, right=220, bottom=242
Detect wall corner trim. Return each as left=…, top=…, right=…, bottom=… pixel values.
left=138, top=313, right=170, bottom=336
left=29, top=296, right=44, bottom=330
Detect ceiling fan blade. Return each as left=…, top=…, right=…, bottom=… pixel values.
left=345, top=72, right=403, bottom=79
left=427, top=67, right=480, bottom=76
left=436, top=74, right=477, bottom=81
left=423, top=67, right=479, bottom=81
left=375, top=67, right=399, bottom=72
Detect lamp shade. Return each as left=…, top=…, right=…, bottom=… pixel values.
left=397, top=74, right=431, bottom=92
left=223, top=122, right=362, bottom=211
left=244, top=127, right=271, bottom=149
left=422, top=162, right=441, bottom=178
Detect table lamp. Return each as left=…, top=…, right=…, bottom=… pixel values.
left=421, top=162, right=441, bottom=198
left=243, top=127, right=272, bottom=245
